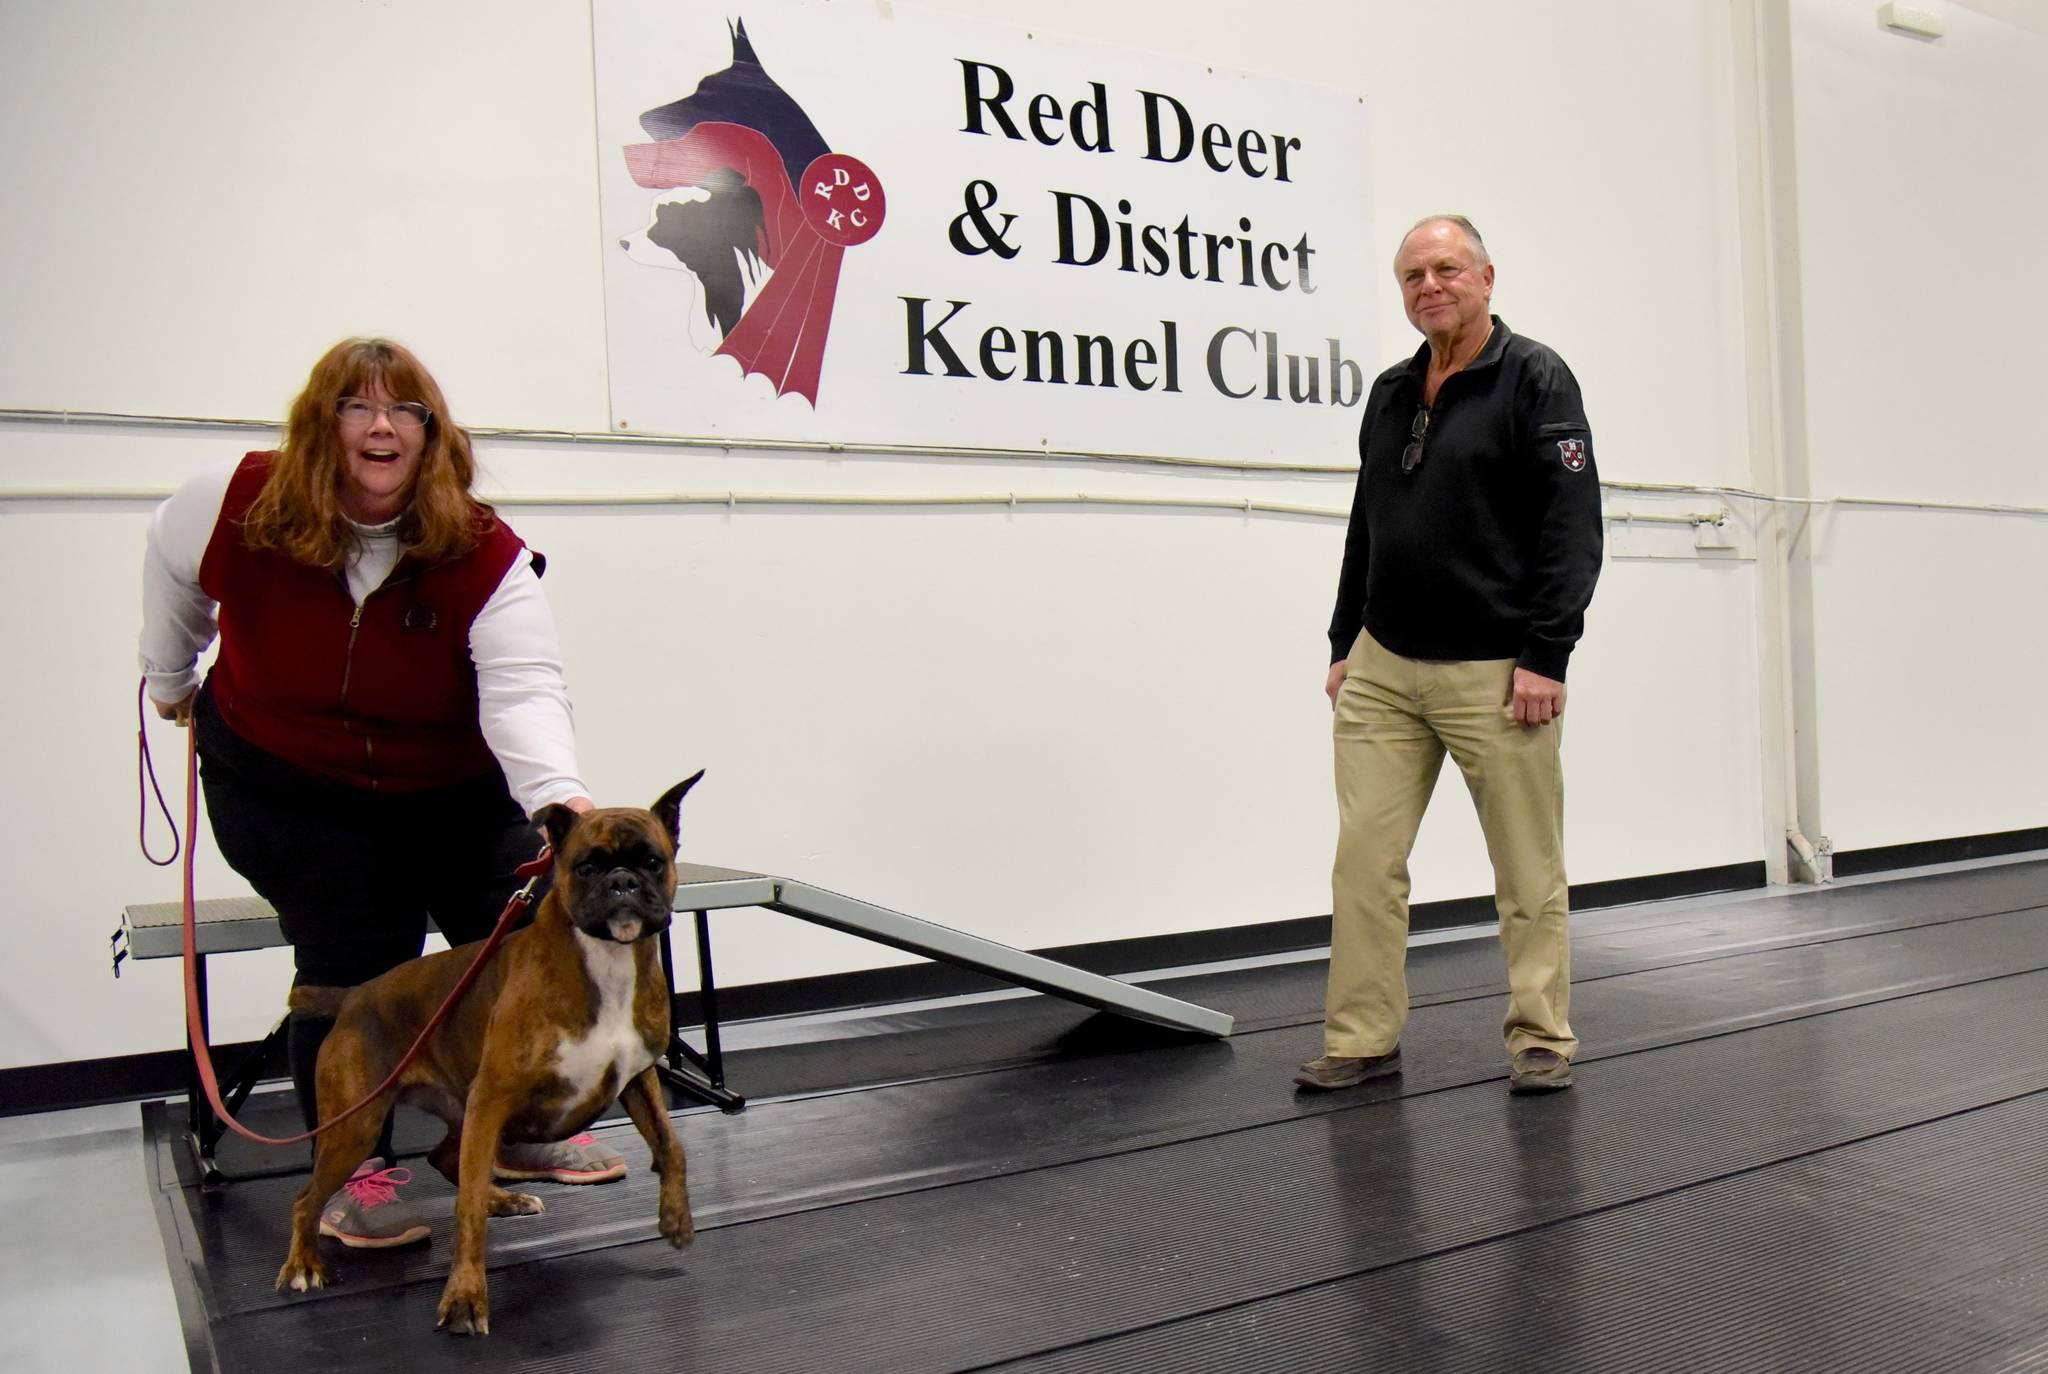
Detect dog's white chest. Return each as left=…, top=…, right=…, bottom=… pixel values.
left=552, top=936, right=653, bottom=1096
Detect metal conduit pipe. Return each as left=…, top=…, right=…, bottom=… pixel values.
left=4, top=407, right=2046, bottom=516
left=1786, top=828, right=1834, bottom=885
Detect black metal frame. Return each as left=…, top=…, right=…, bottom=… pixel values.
left=183, top=951, right=290, bottom=1187
left=655, top=909, right=747, bottom=1113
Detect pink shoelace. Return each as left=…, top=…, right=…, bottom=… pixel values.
left=567, top=1132, right=596, bottom=1148
left=342, top=1165, right=413, bottom=1210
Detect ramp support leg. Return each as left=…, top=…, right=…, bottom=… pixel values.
left=657, top=913, right=746, bottom=1114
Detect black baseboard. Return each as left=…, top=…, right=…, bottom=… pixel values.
left=1831, top=826, right=2048, bottom=879
left=0, top=1042, right=278, bottom=1120
left=8, top=858, right=1781, bottom=1118
left=666, top=859, right=1770, bottom=1024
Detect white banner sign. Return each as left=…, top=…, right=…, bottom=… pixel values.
left=594, top=0, right=1374, bottom=461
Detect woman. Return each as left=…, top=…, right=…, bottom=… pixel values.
left=139, top=338, right=622, bottom=1247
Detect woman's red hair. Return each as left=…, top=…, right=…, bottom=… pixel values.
left=242, top=338, right=490, bottom=569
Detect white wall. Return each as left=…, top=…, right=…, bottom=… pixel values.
left=4, top=0, right=2021, bottom=1072
left=1787, top=0, right=2048, bottom=850
left=0, top=0, right=612, bottom=428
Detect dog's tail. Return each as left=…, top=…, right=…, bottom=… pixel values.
left=286, top=985, right=351, bottom=1019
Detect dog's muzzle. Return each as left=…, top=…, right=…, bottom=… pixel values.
left=582, top=869, right=673, bottom=943
left=600, top=910, right=672, bottom=943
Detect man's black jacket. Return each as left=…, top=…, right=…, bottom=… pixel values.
left=1327, top=315, right=1603, bottom=681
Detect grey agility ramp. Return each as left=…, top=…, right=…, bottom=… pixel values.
left=122, top=862, right=1234, bottom=1038
left=755, top=876, right=1234, bottom=1038
left=668, top=862, right=782, bottom=913
left=118, top=858, right=1229, bottom=1175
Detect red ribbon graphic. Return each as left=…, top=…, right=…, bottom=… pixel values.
left=626, top=123, right=884, bottom=404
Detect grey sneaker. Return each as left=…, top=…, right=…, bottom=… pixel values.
left=1293, top=1046, right=1402, bottom=1092
left=1509, top=1047, right=1574, bottom=1094
left=318, top=1158, right=431, bottom=1248
left=494, top=1131, right=627, bottom=1184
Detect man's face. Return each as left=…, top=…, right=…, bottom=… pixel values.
left=1394, top=221, right=1495, bottom=342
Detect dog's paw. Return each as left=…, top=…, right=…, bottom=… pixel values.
left=659, top=1207, right=695, bottom=1249
left=275, top=1254, right=328, bottom=1293
left=436, top=1279, right=490, bottom=1336
left=489, top=1188, right=545, bottom=1218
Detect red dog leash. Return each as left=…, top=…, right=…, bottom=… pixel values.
left=137, top=680, right=181, bottom=867
left=140, top=679, right=548, bottom=1147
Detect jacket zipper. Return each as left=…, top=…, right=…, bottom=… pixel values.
left=336, top=569, right=418, bottom=791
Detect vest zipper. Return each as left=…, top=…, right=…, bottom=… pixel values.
left=337, top=569, right=418, bottom=790
left=338, top=602, right=364, bottom=706
left=338, top=601, right=375, bottom=787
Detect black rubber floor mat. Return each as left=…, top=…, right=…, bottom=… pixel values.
left=998, top=1093, right=2048, bottom=1372
left=728, top=861, right=2048, bottom=1100
left=152, top=900, right=2048, bottom=1332
left=201, top=969, right=2048, bottom=1373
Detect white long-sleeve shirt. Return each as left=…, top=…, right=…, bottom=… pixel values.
left=139, top=459, right=588, bottom=814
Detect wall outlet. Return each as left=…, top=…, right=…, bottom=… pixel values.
left=1694, top=518, right=1738, bottom=551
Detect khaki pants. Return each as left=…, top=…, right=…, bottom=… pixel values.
left=1326, top=630, right=1576, bottom=1060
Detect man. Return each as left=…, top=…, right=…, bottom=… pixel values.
left=1298, top=215, right=1602, bottom=1096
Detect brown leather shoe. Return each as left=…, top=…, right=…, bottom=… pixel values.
left=1508, top=1047, right=1574, bottom=1094
left=1293, top=1046, right=1401, bottom=1092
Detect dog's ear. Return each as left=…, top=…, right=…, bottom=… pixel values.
left=651, top=770, right=706, bottom=847
left=534, top=803, right=582, bottom=857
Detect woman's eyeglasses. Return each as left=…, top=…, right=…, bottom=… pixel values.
left=1401, top=406, right=1430, bottom=473
left=336, top=398, right=432, bottom=429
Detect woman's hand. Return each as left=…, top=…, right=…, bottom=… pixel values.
left=152, top=692, right=195, bottom=727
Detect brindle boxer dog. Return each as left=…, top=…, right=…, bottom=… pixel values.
left=274, top=773, right=705, bottom=1335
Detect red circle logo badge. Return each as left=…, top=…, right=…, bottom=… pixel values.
left=799, top=153, right=886, bottom=247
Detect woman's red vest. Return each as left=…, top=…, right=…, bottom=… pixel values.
left=198, top=452, right=526, bottom=792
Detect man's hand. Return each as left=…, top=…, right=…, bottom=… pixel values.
left=1511, top=668, right=1565, bottom=727
left=1325, top=659, right=1348, bottom=708
left=563, top=796, right=595, bottom=815
left=152, top=692, right=195, bottom=727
